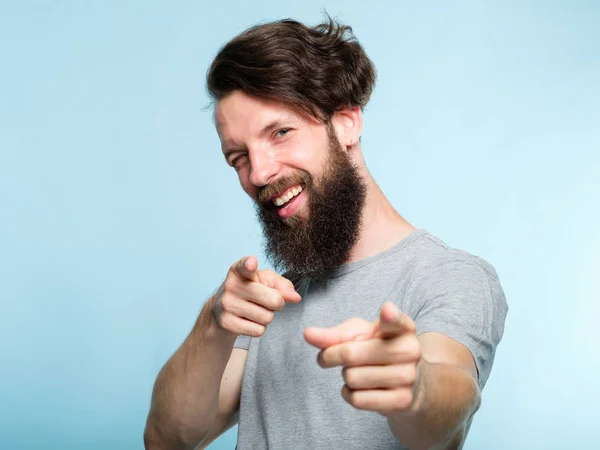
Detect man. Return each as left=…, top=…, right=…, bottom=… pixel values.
left=144, top=17, right=508, bottom=450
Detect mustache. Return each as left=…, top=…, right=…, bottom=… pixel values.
left=257, top=172, right=310, bottom=203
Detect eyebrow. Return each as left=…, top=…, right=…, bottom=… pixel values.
left=222, top=119, right=288, bottom=158
left=260, top=119, right=286, bottom=137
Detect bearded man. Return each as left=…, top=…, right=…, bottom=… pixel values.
left=144, top=17, right=508, bottom=450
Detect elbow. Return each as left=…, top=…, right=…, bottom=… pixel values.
left=143, top=423, right=165, bottom=450
left=435, top=384, right=482, bottom=450
left=143, top=418, right=207, bottom=450
left=143, top=428, right=161, bottom=450
left=144, top=421, right=177, bottom=450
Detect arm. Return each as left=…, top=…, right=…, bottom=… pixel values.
left=143, top=299, right=245, bottom=450
left=144, top=257, right=301, bottom=450
left=386, top=332, right=481, bottom=450
left=198, top=346, right=247, bottom=449
left=307, top=262, right=506, bottom=450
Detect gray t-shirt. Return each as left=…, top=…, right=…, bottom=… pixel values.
left=232, top=229, right=508, bottom=449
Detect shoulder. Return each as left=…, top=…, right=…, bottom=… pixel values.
left=403, top=233, right=509, bottom=389
left=399, top=231, right=507, bottom=318
left=406, top=230, right=502, bottom=286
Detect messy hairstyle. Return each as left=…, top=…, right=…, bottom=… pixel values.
left=206, top=16, right=377, bottom=122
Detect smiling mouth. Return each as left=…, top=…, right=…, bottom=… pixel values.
left=270, top=183, right=305, bottom=208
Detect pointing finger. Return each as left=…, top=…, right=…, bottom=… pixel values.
left=304, top=319, right=374, bottom=350
left=232, top=256, right=261, bottom=282
left=319, top=336, right=419, bottom=368
left=259, top=270, right=302, bottom=303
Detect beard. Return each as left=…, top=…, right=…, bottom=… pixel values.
left=255, top=125, right=367, bottom=281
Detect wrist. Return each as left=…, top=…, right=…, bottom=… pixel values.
left=193, top=295, right=236, bottom=343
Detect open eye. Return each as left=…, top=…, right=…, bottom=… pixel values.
left=275, top=128, right=291, bottom=138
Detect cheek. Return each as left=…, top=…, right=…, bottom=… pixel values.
left=282, top=138, right=327, bottom=174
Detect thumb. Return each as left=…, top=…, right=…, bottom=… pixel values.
left=375, top=302, right=416, bottom=339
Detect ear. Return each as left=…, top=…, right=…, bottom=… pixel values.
left=330, top=106, right=363, bottom=151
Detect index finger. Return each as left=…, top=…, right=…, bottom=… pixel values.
left=304, top=318, right=373, bottom=350
left=259, top=270, right=301, bottom=303
left=232, top=256, right=261, bottom=283
left=376, top=302, right=416, bottom=339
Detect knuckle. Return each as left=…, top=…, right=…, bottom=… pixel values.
left=256, top=287, right=270, bottom=307
left=342, top=385, right=357, bottom=406
left=222, top=276, right=236, bottom=292
left=351, top=393, right=367, bottom=410
left=404, top=366, right=417, bottom=384
left=389, top=342, right=405, bottom=361
left=219, top=294, right=232, bottom=312
left=219, top=312, right=232, bottom=330
left=396, top=389, right=413, bottom=409
left=258, top=270, right=274, bottom=286
left=241, top=327, right=253, bottom=337
left=390, top=338, right=421, bottom=361
left=395, top=365, right=416, bottom=385
left=342, top=346, right=358, bottom=366
left=262, top=309, right=275, bottom=325
left=342, top=368, right=358, bottom=388
left=274, top=295, right=285, bottom=311
left=267, top=290, right=284, bottom=310
left=406, top=319, right=417, bottom=333
left=242, top=325, right=257, bottom=337
left=408, top=339, right=422, bottom=360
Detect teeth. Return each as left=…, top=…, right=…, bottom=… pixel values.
left=272, top=185, right=303, bottom=206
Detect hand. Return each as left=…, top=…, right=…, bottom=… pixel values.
left=211, top=256, right=301, bottom=337
left=304, top=302, right=422, bottom=416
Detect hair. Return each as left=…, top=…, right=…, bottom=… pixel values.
left=206, top=15, right=377, bottom=122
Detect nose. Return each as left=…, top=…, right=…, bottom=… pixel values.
left=248, top=147, right=279, bottom=187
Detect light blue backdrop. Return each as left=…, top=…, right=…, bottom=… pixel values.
left=1, top=1, right=598, bottom=449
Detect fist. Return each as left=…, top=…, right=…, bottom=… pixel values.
left=211, top=256, right=301, bottom=337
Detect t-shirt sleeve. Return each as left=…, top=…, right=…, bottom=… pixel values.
left=233, top=334, right=252, bottom=350
left=407, top=260, right=508, bottom=389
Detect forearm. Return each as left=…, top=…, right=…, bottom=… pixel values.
left=387, top=360, right=481, bottom=450
left=144, top=299, right=237, bottom=450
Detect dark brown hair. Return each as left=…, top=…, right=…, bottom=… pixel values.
left=206, top=16, right=377, bottom=122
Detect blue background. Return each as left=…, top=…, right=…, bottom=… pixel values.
left=1, top=1, right=598, bottom=449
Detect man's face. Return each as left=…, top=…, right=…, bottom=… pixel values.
left=215, top=90, right=366, bottom=279
left=215, top=90, right=328, bottom=222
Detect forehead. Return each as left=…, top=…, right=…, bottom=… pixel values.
left=214, top=91, right=303, bottom=144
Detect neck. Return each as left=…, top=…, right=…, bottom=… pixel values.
left=346, top=172, right=416, bottom=264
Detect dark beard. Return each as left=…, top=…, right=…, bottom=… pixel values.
left=255, top=127, right=367, bottom=281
